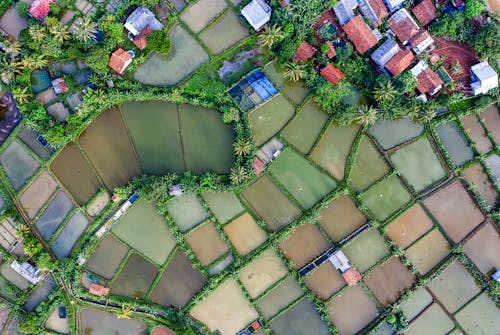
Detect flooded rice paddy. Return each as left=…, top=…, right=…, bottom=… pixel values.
left=85, top=235, right=129, bottom=279
left=256, top=276, right=303, bottom=319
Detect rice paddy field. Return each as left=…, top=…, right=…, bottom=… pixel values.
left=0, top=11, right=498, bottom=332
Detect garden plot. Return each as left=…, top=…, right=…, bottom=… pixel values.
left=51, top=211, right=89, bottom=259
left=328, top=285, right=379, bottom=335
left=342, top=228, right=390, bottom=273
left=111, top=254, right=158, bottom=299
left=0, top=263, right=29, bottom=290
left=79, top=309, right=147, bottom=335
left=50, top=142, right=101, bottom=206
left=485, top=154, right=499, bottom=186
left=278, top=223, right=330, bottom=270
left=390, top=138, right=446, bottom=192
left=310, top=124, right=358, bottom=180
left=349, top=136, right=390, bottom=192
left=480, top=105, right=500, bottom=145
left=436, top=122, right=473, bottom=166
left=0, top=275, right=18, bottom=301
left=241, top=175, right=301, bottom=231
left=17, top=126, right=54, bottom=159
left=268, top=149, right=337, bottom=208
left=263, top=60, right=286, bottom=87
left=248, top=94, right=295, bottom=146
left=202, top=191, right=244, bottom=223
left=151, top=326, right=175, bottom=335
left=318, top=195, right=367, bottom=242
left=405, top=229, right=450, bottom=275
left=79, top=108, right=140, bottom=189
left=85, top=235, right=129, bottom=279
left=462, top=163, right=498, bottom=207
left=149, top=249, right=206, bottom=308
left=134, top=25, right=209, bottom=86
left=385, top=203, right=433, bottom=249
left=0, top=7, right=27, bottom=40
left=257, top=276, right=303, bottom=319
left=304, top=262, right=346, bottom=300
left=364, top=257, right=416, bottom=306
left=190, top=279, right=258, bottom=335
left=0, top=140, right=39, bottom=190
left=399, top=287, right=433, bottom=321
left=239, top=249, right=288, bottom=298
left=368, top=118, right=423, bottom=150
left=112, top=199, right=176, bottom=265
left=361, top=175, right=412, bottom=221
left=199, top=11, right=248, bottom=54
left=181, top=0, right=227, bottom=33
left=461, top=114, right=492, bottom=154
left=270, top=298, right=330, bottom=335
left=223, top=213, right=267, bottom=256
left=423, top=181, right=484, bottom=242
left=281, top=100, right=329, bottom=154
left=24, top=275, right=56, bottom=312
left=19, top=171, right=58, bottom=219
left=45, top=305, right=70, bottom=334
left=185, top=221, right=229, bottom=266
left=428, top=261, right=480, bottom=313
left=407, top=304, right=454, bottom=335
left=87, top=192, right=110, bottom=217
left=166, top=193, right=208, bottom=232
left=121, top=102, right=184, bottom=174
left=178, top=104, right=235, bottom=174
left=464, top=221, right=499, bottom=275
left=455, top=292, right=500, bottom=335
left=35, top=191, right=74, bottom=241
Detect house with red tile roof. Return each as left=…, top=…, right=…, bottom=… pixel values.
left=320, top=64, right=345, bottom=85
left=324, top=41, right=337, bottom=59
left=408, top=29, right=434, bottom=55
left=412, top=0, right=437, bottom=27
left=109, top=48, right=133, bottom=74
left=253, top=157, right=265, bottom=175
left=294, top=41, right=317, bottom=62
left=359, top=0, right=389, bottom=27
left=389, top=8, right=420, bottom=45
left=132, top=26, right=152, bottom=50
left=385, top=49, right=415, bottom=76
left=411, top=60, right=443, bottom=96
left=89, top=283, right=109, bottom=297
left=29, top=0, right=54, bottom=22
left=342, top=15, right=378, bottom=54
left=342, top=267, right=362, bottom=286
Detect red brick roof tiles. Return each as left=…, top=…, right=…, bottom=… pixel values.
left=294, top=41, right=317, bottom=62
left=412, top=0, right=437, bottom=27
left=109, top=48, right=133, bottom=74
left=390, top=11, right=420, bottom=44
left=342, top=16, right=378, bottom=54
left=320, top=64, right=345, bottom=85
left=132, top=27, right=152, bottom=50
left=409, top=29, right=431, bottom=48
left=325, top=41, right=336, bottom=59
left=89, top=284, right=109, bottom=296
left=416, top=67, right=443, bottom=94
left=367, top=0, right=389, bottom=27
left=342, top=268, right=362, bottom=286
left=29, top=0, right=54, bottom=21
left=385, top=49, right=415, bottom=76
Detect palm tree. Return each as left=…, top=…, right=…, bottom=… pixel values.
left=28, top=24, right=48, bottom=42
left=49, top=22, right=70, bottom=44
left=3, top=40, right=21, bottom=56
left=233, top=138, right=252, bottom=156
left=373, top=80, right=397, bottom=104
left=283, top=62, right=307, bottom=83
left=416, top=109, right=436, bottom=123
left=74, top=17, right=97, bottom=43
left=116, top=304, right=133, bottom=319
left=355, top=104, right=378, bottom=126
left=258, top=25, right=285, bottom=49
left=12, top=87, right=32, bottom=104
left=15, top=224, right=30, bottom=239
left=230, top=166, right=249, bottom=184
left=450, top=61, right=463, bottom=75
left=19, top=54, right=47, bottom=70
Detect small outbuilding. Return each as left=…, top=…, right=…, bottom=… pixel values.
left=241, top=0, right=272, bottom=31
left=109, top=48, right=133, bottom=74
left=51, top=78, right=69, bottom=95
left=124, top=6, right=163, bottom=37
left=320, top=64, right=345, bottom=85
left=343, top=15, right=378, bottom=54
left=470, top=61, right=499, bottom=96
left=29, top=0, right=54, bottom=22
left=411, top=60, right=443, bottom=96
left=89, top=283, right=109, bottom=297
left=412, top=0, right=437, bottom=27
left=294, top=41, right=317, bottom=62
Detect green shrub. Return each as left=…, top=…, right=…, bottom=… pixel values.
left=465, top=0, right=485, bottom=19
left=146, top=29, right=171, bottom=54
left=15, top=1, right=29, bottom=18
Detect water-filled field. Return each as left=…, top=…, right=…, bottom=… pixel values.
left=199, top=11, right=248, bottom=54
left=256, top=276, right=303, bottom=319
left=85, top=235, right=129, bottom=279
left=79, top=309, right=147, bottom=335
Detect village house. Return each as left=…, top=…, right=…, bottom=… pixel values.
left=124, top=6, right=163, bottom=50
left=334, top=0, right=359, bottom=25
left=320, top=64, right=345, bottom=85
left=371, top=39, right=401, bottom=68
left=294, top=41, right=317, bottom=62
left=51, top=78, right=69, bottom=95
left=108, top=48, right=133, bottom=74
left=408, top=29, right=434, bottom=54
left=328, top=250, right=361, bottom=286
left=411, top=60, right=443, bottom=97
left=412, top=0, right=437, bottom=27
left=29, top=0, right=54, bottom=22
left=359, top=0, right=389, bottom=27
left=241, top=0, right=272, bottom=31
left=89, top=283, right=109, bottom=297
left=342, top=15, right=379, bottom=54
left=384, top=48, right=415, bottom=76
left=10, top=261, right=42, bottom=285
left=324, top=41, right=337, bottom=59
left=470, top=61, right=499, bottom=96
left=384, top=0, right=405, bottom=13
left=390, top=8, right=421, bottom=45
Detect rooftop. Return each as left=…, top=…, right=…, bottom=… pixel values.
left=409, top=29, right=434, bottom=54
left=342, top=267, right=362, bottom=286
left=294, top=41, right=317, bottom=62
left=334, top=0, right=359, bottom=25
left=412, top=0, right=437, bottom=27
left=0, top=92, right=22, bottom=146
left=29, top=0, right=54, bottom=21
left=385, top=49, right=415, bottom=76
left=343, top=15, right=378, bottom=54
left=132, top=26, right=152, bottom=50
left=241, top=0, right=272, bottom=31
left=390, top=8, right=420, bottom=44
left=51, top=78, right=69, bottom=95
left=109, top=48, right=133, bottom=74
left=325, top=41, right=337, bottom=59
left=89, top=283, right=109, bottom=296
left=124, top=6, right=163, bottom=37
left=359, top=0, right=389, bottom=27
left=412, top=61, right=443, bottom=95
left=371, top=38, right=401, bottom=68
left=320, top=64, right=345, bottom=85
